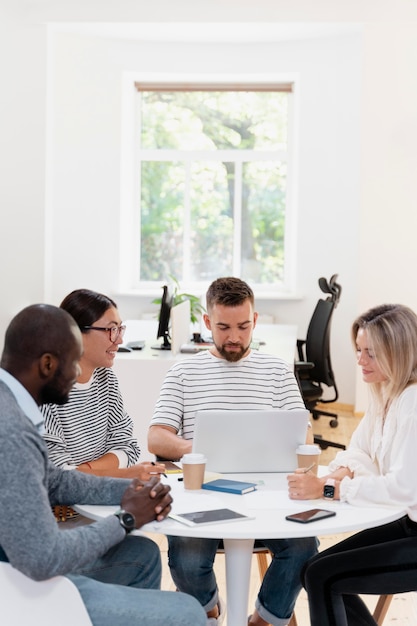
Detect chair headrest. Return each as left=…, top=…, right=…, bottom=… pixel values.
left=318, top=274, right=342, bottom=306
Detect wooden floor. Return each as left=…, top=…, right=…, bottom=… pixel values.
left=150, top=406, right=417, bottom=624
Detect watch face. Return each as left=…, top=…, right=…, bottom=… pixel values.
left=323, top=485, right=335, bottom=499
left=121, top=512, right=135, bottom=529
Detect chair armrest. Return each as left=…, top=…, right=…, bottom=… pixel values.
left=296, top=339, right=306, bottom=361
left=294, top=361, right=314, bottom=371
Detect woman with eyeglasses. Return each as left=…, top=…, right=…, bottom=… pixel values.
left=41, top=289, right=165, bottom=493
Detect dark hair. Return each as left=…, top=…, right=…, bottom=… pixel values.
left=0, top=304, right=78, bottom=370
left=60, top=289, right=117, bottom=332
left=206, top=277, right=254, bottom=312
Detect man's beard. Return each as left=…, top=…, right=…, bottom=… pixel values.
left=40, top=369, right=73, bottom=405
left=215, top=342, right=251, bottom=363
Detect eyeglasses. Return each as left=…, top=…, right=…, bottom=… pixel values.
left=83, top=325, right=126, bottom=342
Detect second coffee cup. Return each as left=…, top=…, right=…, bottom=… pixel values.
left=296, top=444, right=321, bottom=475
left=181, top=453, right=207, bottom=489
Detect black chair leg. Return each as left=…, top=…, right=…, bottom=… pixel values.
left=314, top=434, right=346, bottom=451
left=312, top=408, right=339, bottom=428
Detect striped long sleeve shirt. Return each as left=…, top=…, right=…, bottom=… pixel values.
left=150, top=350, right=305, bottom=440
left=41, top=367, right=140, bottom=469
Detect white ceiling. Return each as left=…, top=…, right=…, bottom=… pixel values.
left=50, top=22, right=362, bottom=44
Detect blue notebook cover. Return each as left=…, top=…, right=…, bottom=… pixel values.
left=202, top=478, right=257, bottom=495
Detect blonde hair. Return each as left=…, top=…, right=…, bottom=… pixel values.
left=352, top=304, right=417, bottom=412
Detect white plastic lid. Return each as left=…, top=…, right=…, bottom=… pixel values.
left=296, top=444, right=321, bottom=455
left=181, top=453, right=207, bottom=464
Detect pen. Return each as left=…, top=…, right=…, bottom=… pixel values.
left=150, top=461, right=167, bottom=478
left=302, top=462, right=316, bottom=474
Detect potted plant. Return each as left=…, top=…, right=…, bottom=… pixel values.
left=152, top=276, right=206, bottom=325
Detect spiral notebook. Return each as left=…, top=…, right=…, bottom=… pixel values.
left=192, top=408, right=309, bottom=473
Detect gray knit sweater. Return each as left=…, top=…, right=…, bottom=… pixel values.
left=0, top=380, right=131, bottom=580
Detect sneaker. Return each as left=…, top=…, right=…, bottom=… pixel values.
left=206, top=597, right=226, bottom=625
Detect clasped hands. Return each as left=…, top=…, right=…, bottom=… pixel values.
left=121, top=476, right=172, bottom=529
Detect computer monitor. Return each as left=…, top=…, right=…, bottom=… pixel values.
left=152, top=284, right=173, bottom=350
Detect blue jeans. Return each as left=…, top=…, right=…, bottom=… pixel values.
left=168, top=535, right=318, bottom=625
left=68, top=534, right=206, bottom=626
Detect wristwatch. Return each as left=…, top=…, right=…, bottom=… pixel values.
left=323, top=478, right=336, bottom=500
left=114, top=510, right=136, bottom=534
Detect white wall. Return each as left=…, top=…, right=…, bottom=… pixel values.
left=2, top=1, right=417, bottom=414
left=355, top=21, right=417, bottom=411
left=0, top=6, right=47, bottom=335
left=46, top=30, right=362, bottom=406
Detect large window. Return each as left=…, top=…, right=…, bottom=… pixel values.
left=133, top=82, right=295, bottom=293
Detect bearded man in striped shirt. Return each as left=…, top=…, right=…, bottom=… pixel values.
left=148, top=277, right=317, bottom=626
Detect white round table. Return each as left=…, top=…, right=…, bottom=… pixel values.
left=76, top=472, right=405, bottom=626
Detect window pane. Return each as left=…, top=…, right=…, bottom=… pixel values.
left=189, top=161, right=234, bottom=281
left=140, top=161, right=184, bottom=281
left=140, top=91, right=288, bottom=151
left=242, top=161, right=287, bottom=284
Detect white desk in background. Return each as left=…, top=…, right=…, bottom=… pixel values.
left=75, top=472, right=404, bottom=626
left=113, top=322, right=298, bottom=461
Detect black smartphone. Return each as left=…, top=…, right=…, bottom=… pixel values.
left=285, top=508, right=336, bottom=524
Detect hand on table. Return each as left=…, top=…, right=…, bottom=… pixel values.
left=77, top=459, right=167, bottom=480
left=125, top=461, right=167, bottom=481
left=121, top=476, right=172, bottom=526
left=287, top=468, right=324, bottom=500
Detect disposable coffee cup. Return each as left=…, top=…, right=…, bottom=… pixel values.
left=181, top=453, right=207, bottom=490
left=296, top=444, right=321, bottom=475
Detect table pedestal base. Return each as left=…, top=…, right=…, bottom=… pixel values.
left=223, top=538, right=255, bottom=626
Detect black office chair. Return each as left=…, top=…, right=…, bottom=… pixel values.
left=295, top=274, right=345, bottom=451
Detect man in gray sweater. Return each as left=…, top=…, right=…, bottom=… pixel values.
left=0, top=303, right=205, bottom=626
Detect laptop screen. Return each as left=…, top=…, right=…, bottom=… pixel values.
left=192, top=409, right=309, bottom=473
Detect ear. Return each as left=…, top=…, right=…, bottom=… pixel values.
left=38, top=353, right=59, bottom=380
left=203, top=313, right=211, bottom=331
left=253, top=311, right=259, bottom=328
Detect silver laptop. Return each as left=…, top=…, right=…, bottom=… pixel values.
left=192, top=409, right=309, bottom=473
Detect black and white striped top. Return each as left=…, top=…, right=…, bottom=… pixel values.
left=41, top=367, right=140, bottom=469
left=150, top=350, right=305, bottom=440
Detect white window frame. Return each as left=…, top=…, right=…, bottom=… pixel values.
left=119, top=73, right=299, bottom=299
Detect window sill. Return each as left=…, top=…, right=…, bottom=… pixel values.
left=114, top=289, right=303, bottom=301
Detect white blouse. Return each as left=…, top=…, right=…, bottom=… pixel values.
left=329, top=384, right=417, bottom=521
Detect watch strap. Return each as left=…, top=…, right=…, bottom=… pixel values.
left=323, top=478, right=336, bottom=499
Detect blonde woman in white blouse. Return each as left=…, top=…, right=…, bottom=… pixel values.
left=288, top=303, right=417, bottom=626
